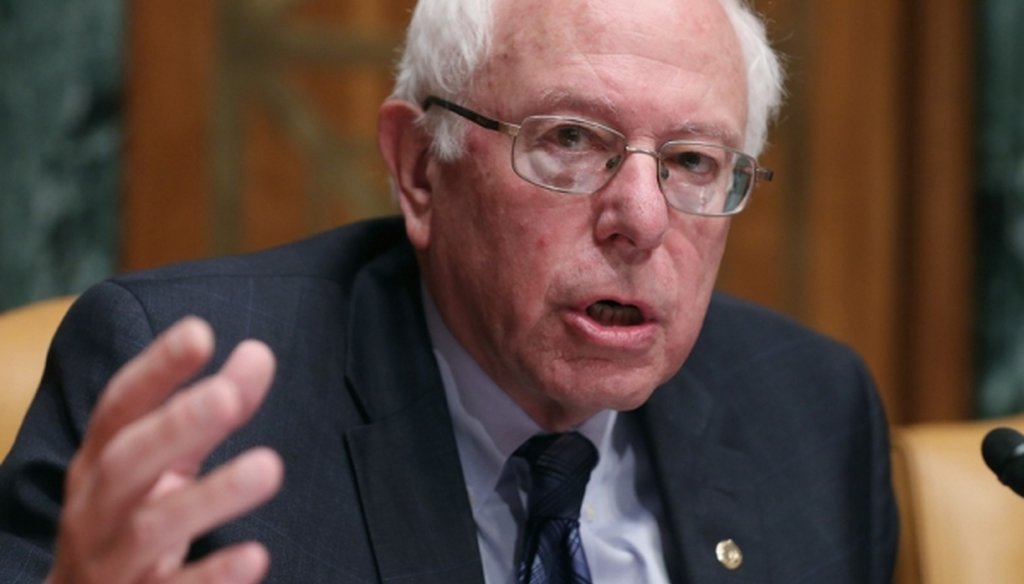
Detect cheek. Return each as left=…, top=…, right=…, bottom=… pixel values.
left=699, top=226, right=729, bottom=283
left=664, top=218, right=730, bottom=316
left=532, top=232, right=553, bottom=252
left=681, top=216, right=730, bottom=271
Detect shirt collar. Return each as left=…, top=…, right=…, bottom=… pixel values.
left=421, top=285, right=617, bottom=483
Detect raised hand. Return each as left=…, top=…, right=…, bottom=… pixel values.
left=45, top=317, right=284, bottom=584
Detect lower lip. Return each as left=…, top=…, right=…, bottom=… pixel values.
left=563, top=310, right=658, bottom=351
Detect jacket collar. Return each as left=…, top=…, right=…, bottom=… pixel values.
left=340, top=237, right=765, bottom=583
left=632, top=367, right=767, bottom=583
left=343, top=243, right=486, bottom=583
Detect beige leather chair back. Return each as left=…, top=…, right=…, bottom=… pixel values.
left=0, top=296, right=75, bottom=460
left=892, top=415, right=1024, bottom=584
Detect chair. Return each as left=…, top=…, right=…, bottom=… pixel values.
left=0, top=296, right=76, bottom=461
left=891, top=414, right=1024, bottom=584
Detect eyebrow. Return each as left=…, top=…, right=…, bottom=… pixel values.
left=532, top=89, right=620, bottom=118
left=529, top=89, right=742, bottom=147
left=671, top=121, right=742, bottom=147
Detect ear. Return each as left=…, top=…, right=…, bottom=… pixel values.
left=378, top=99, right=434, bottom=250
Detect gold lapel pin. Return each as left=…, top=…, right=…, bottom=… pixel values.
left=716, top=539, right=743, bottom=570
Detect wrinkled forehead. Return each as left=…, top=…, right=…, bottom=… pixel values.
left=477, top=0, right=746, bottom=133
left=488, top=0, right=742, bottom=73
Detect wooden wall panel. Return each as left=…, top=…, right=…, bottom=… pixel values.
left=804, top=0, right=905, bottom=420
left=122, top=0, right=215, bottom=269
left=720, top=0, right=974, bottom=423
left=123, top=0, right=410, bottom=270
left=904, top=0, right=974, bottom=421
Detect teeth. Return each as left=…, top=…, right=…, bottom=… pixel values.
left=586, top=300, right=644, bottom=326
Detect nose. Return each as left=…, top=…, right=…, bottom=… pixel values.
left=592, top=147, right=670, bottom=257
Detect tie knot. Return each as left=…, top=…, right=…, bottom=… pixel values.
left=515, top=432, right=598, bottom=520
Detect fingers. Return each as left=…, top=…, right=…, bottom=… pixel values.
left=170, top=542, right=271, bottom=584
left=87, top=341, right=276, bottom=515
left=52, top=317, right=284, bottom=584
left=141, top=448, right=283, bottom=552
left=117, top=448, right=284, bottom=581
left=84, top=317, right=215, bottom=460
left=217, top=339, right=277, bottom=409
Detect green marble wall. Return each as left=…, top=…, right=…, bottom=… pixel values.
left=0, top=0, right=123, bottom=311
left=977, top=1, right=1024, bottom=415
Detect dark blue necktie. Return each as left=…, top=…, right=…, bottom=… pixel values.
left=514, top=432, right=599, bottom=584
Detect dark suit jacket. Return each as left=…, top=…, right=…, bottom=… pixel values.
left=0, top=217, right=898, bottom=583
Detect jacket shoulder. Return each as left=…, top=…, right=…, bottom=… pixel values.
left=115, top=216, right=410, bottom=288
left=691, top=292, right=866, bottom=378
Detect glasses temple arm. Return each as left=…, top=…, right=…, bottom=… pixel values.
left=422, top=96, right=519, bottom=136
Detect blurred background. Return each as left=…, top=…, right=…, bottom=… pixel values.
left=0, top=0, right=1020, bottom=426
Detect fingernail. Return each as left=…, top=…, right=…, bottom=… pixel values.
left=234, top=455, right=265, bottom=492
left=228, top=544, right=266, bottom=581
left=167, top=324, right=186, bottom=360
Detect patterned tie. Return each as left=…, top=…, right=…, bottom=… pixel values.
left=514, top=432, right=599, bottom=584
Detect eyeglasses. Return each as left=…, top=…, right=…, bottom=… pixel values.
left=422, top=95, right=772, bottom=217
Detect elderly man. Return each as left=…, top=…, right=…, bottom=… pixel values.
left=0, top=0, right=898, bottom=582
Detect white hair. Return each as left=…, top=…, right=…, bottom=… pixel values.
left=390, top=0, right=784, bottom=159
left=390, top=0, right=493, bottom=160
left=718, top=0, right=785, bottom=157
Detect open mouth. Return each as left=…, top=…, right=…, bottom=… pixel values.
left=586, top=300, right=645, bottom=327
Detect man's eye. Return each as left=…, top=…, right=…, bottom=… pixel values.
left=552, top=125, right=592, bottom=149
left=670, top=151, right=718, bottom=175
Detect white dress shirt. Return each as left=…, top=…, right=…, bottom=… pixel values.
left=422, top=289, right=670, bottom=584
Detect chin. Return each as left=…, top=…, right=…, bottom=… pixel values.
left=547, top=367, right=666, bottom=415
left=596, top=383, right=660, bottom=412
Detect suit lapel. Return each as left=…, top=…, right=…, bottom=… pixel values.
left=346, top=397, right=484, bottom=583
left=335, top=240, right=769, bottom=583
left=342, top=245, right=485, bottom=584
left=633, top=370, right=768, bottom=583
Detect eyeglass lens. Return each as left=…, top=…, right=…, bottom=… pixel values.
left=511, top=116, right=755, bottom=216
